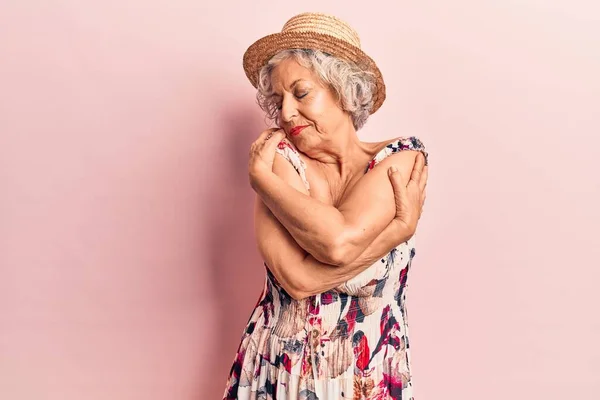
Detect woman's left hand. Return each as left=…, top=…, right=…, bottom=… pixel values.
left=387, top=152, right=428, bottom=239
left=248, top=128, right=286, bottom=179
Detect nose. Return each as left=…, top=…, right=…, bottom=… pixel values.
left=279, top=95, right=298, bottom=124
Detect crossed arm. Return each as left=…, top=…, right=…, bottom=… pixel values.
left=252, top=149, right=425, bottom=299
left=250, top=147, right=425, bottom=267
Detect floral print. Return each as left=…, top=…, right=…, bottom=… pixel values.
left=223, top=137, right=428, bottom=399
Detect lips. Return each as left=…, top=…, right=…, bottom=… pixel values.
left=290, top=125, right=309, bottom=136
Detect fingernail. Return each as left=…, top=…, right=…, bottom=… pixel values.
left=388, top=166, right=397, bottom=175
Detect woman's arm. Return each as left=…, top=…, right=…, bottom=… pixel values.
left=250, top=139, right=427, bottom=266
left=254, top=151, right=421, bottom=300
left=255, top=187, right=413, bottom=300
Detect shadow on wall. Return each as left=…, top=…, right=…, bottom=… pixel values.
left=202, top=103, right=272, bottom=397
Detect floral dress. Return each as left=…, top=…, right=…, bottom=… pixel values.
left=223, top=137, right=428, bottom=400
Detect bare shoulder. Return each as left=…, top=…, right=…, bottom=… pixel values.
left=273, top=151, right=309, bottom=195
left=340, top=136, right=427, bottom=200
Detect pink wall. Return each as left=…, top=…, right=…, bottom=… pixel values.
left=1, top=1, right=598, bottom=399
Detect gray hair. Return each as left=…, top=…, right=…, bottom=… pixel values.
left=255, top=49, right=376, bottom=130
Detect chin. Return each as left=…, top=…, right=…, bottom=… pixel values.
left=289, top=136, right=307, bottom=150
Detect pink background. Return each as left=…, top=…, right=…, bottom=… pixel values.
left=1, top=1, right=599, bottom=399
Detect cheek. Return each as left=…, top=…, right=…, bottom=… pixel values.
left=307, top=91, right=341, bottom=126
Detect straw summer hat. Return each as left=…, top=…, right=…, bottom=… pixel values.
left=242, top=12, right=386, bottom=114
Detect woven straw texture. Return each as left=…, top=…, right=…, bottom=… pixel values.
left=243, top=12, right=386, bottom=114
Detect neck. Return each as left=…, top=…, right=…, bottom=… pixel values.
left=306, top=122, right=371, bottom=181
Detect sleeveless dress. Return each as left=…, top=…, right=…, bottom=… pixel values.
left=223, top=137, right=429, bottom=400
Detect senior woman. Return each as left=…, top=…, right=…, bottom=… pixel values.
left=223, top=12, right=429, bottom=400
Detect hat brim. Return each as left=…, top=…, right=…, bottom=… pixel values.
left=243, top=31, right=386, bottom=114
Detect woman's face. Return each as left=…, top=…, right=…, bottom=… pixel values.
left=270, top=57, right=351, bottom=150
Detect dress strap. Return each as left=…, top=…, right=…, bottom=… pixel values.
left=275, top=138, right=310, bottom=192
left=365, top=136, right=429, bottom=173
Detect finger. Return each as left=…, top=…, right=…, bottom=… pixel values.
left=258, top=127, right=280, bottom=141
left=409, top=152, right=425, bottom=184
left=388, top=166, right=407, bottom=216
left=253, top=129, right=277, bottom=149
left=388, top=165, right=406, bottom=190
left=259, top=130, right=286, bottom=158
left=264, top=130, right=285, bottom=150
left=274, top=129, right=286, bottom=139
left=264, top=128, right=285, bottom=141
left=419, top=165, right=428, bottom=192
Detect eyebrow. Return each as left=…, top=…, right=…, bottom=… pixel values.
left=271, top=79, right=306, bottom=97
left=289, top=79, right=303, bottom=89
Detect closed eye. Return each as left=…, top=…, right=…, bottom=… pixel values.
left=275, top=93, right=308, bottom=110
